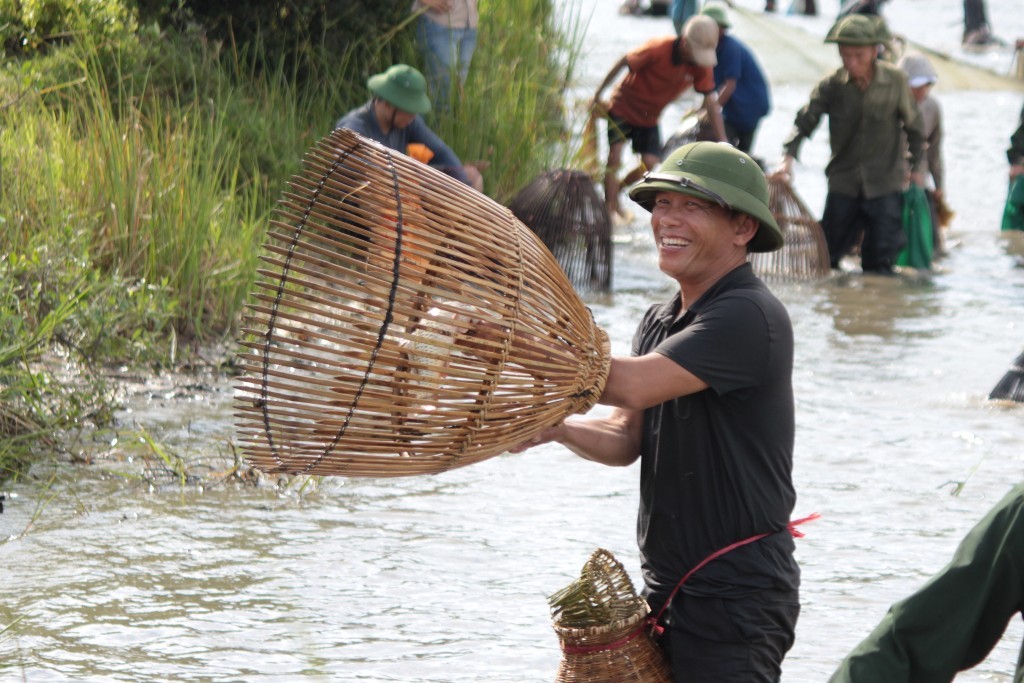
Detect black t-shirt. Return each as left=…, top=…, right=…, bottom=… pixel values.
left=631, top=264, right=799, bottom=611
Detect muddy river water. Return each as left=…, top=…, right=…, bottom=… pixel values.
left=3, top=0, right=1024, bottom=680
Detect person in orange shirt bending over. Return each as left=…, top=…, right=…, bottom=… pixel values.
left=592, top=14, right=727, bottom=219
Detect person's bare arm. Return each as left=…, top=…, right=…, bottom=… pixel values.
left=512, top=352, right=705, bottom=465
left=716, top=78, right=737, bottom=108
left=592, top=56, right=629, bottom=108
left=771, top=153, right=796, bottom=181
left=600, top=353, right=708, bottom=410
left=510, top=407, right=643, bottom=467
left=701, top=91, right=728, bottom=143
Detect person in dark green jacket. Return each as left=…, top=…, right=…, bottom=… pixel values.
left=773, top=14, right=924, bottom=274
left=830, top=482, right=1024, bottom=682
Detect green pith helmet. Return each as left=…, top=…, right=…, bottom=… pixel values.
left=700, top=4, right=731, bottom=29
left=628, top=142, right=783, bottom=253
left=824, top=14, right=883, bottom=46
left=367, top=64, right=432, bottom=115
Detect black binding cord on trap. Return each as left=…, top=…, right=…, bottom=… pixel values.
left=259, top=139, right=406, bottom=473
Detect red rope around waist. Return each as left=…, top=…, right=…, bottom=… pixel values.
left=647, top=512, right=820, bottom=637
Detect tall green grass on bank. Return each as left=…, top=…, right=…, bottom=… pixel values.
left=0, top=1, right=584, bottom=481
left=431, top=0, right=588, bottom=202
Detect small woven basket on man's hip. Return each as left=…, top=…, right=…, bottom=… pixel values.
left=233, top=128, right=610, bottom=477
left=549, top=549, right=672, bottom=683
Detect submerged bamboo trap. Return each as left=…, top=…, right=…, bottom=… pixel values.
left=508, top=169, right=612, bottom=295
left=549, top=549, right=671, bottom=683
left=750, top=177, right=831, bottom=281
left=233, top=129, right=610, bottom=477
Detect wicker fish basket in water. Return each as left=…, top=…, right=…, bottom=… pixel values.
left=549, top=549, right=672, bottom=683
left=750, top=176, right=831, bottom=281
left=508, top=169, right=613, bottom=295
left=234, top=128, right=611, bottom=477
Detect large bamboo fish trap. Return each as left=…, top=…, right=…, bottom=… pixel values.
left=234, top=129, right=611, bottom=477
left=750, top=177, right=831, bottom=281
left=549, top=549, right=671, bottom=683
left=508, top=170, right=612, bottom=295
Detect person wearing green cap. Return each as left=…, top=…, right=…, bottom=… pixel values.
left=512, top=142, right=802, bottom=682
left=774, top=14, right=924, bottom=274
left=335, top=63, right=482, bottom=191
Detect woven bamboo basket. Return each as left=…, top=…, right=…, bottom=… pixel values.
left=234, top=129, right=611, bottom=477
left=549, top=549, right=671, bottom=683
left=508, top=169, right=613, bottom=295
left=750, top=176, right=831, bottom=281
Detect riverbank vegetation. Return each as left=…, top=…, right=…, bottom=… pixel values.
left=0, top=0, right=586, bottom=485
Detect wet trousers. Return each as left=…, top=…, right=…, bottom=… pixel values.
left=829, top=483, right=1024, bottom=682
left=724, top=120, right=758, bottom=155
left=821, top=190, right=904, bottom=272
left=658, top=589, right=799, bottom=683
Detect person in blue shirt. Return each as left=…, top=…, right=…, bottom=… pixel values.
left=335, top=64, right=482, bottom=192
left=700, top=5, right=771, bottom=155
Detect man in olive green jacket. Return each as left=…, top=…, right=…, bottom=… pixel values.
left=774, top=15, right=924, bottom=274
left=830, top=482, right=1024, bottom=682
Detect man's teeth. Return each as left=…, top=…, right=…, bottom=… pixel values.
left=662, top=237, right=691, bottom=247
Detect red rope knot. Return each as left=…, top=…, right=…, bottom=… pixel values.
left=786, top=512, right=821, bottom=538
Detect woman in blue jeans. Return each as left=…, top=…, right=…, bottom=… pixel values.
left=413, top=0, right=479, bottom=109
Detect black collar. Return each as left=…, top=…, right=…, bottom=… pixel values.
left=656, top=263, right=757, bottom=329
left=672, top=37, right=685, bottom=66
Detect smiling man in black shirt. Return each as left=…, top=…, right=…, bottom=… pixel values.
left=515, top=141, right=800, bottom=682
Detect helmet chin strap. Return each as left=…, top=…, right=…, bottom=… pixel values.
left=372, top=96, right=399, bottom=134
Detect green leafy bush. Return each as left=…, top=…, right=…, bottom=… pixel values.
left=1, top=0, right=137, bottom=55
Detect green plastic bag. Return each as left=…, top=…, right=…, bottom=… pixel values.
left=896, top=185, right=934, bottom=269
left=1001, top=177, right=1024, bottom=231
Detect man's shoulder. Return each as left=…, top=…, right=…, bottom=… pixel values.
left=820, top=66, right=850, bottom=86
left=631, top=35, right=676, bottom=57
left=642, top=35, right=676, bottom=48
left=874, top=59, right=908, bottom=84
left=335, top=101, right=375, bottom=135
left=719, top=34, right=747, bottom=53
left=920, top=95, right=941, bottom=116
left=707, top=268, right=786, bottom=315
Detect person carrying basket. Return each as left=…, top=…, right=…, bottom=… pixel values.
left=514, top=141, right=802, bottom=682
